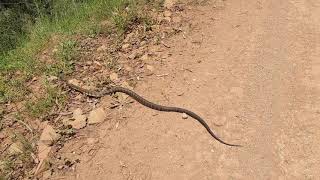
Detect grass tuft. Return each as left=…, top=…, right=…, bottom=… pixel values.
left=25, top=82, right=67, bottom=118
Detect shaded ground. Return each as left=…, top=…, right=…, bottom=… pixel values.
left=52, top=0, right=320, bottom=179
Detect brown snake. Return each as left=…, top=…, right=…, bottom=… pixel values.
left=64, top=77, right=241, bottom=147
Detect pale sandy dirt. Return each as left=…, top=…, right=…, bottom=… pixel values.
left=52, top=0, right=320, bottom=179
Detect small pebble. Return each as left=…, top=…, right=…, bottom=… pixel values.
left=182, top=113, right=188, bottom=119
left=164, top=10, right=172, bottom=17
left=122, top=43, right=130, bottom=50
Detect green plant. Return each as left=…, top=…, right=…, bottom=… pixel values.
left=111, top=0, right=139, bottom=34
left=0, top=131, right=36, bottom=179
left=0, top=74, right=30, bottom=103
left=57, top=40, right=77, bottom=62
left=141, top=15, right=155, bottom=32
left=46, top=39, right=77, bottom=76
left=25, top=82, right=66, bottom=118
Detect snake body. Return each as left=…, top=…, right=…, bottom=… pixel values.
left=66, top=81, right=241, bottom=147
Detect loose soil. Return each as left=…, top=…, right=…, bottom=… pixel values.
left=51, top=0, right=320, bottom=179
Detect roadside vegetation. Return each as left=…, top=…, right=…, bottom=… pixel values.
left=0, top=0, right=164, bottom=179
left=0, top=0, right=159, bottom=103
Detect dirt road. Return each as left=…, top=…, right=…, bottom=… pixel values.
left=54, top=0, right=320, bottom=179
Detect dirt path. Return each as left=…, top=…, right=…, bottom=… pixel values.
left=53, top=0, right=320, bottom=179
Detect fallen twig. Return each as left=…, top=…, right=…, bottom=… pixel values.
left=17, top=119, right=33, bottom=133
left=161, top=41, right=171, bottom=48
left=156, top=73, right=169, bottom=77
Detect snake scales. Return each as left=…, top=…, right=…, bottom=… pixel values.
left=65, top=78, right=241, bottom=147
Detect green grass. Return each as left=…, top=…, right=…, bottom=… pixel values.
left=25, top=83, right=67, bottom=118
left=0, top=0, right=145, bottom=104
left=24, top=39, right=74, bottom=118
left=46, top=39, right=78, bottom=76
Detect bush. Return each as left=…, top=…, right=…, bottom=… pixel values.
left=0, top=0, right=77, bottom=55
left=0, top=9, right=29, bottom=54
